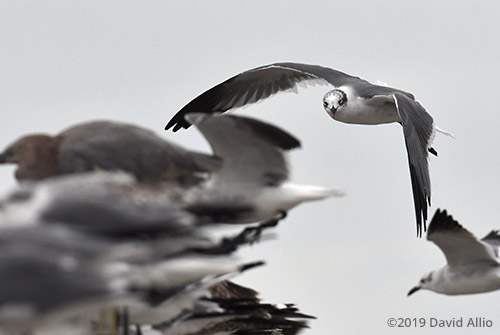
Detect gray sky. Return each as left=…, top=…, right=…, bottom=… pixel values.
left=2, top=1, right=500, bottom=334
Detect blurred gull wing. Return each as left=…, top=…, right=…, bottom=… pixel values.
left=184, top=113, right=343, bottom=223
left=0, top=171, right=197, bottom=236
left=0, top=225, right=141, bottom=333
left=158, top=280, right=313, bottom=335
left=187, top=113, right=300, bottom=187
left=58, top=120, right=220, bottom=183
left=127, top=260, right=264, bottom=327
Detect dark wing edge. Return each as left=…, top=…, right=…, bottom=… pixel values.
left=482, top=230, right=500, bottom=245
left=427, top=209, right=471, bottom=239
left=393, top=93, right=434, bottom=237
left=187, top=113, right=301, bottom=151
left=165, top=62, right=355, bottom=132
left=481, top=230, right=500, bottom=257
left=427, top=209, right=500, bottom=266
left=226, top=114, right=301, bottom=150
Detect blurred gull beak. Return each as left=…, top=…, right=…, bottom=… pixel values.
left=0, top=150, right=10, bottom=164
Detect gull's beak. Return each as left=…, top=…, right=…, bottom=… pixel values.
left=0, top=150, right=10, bottom=164
left=323, top=104, right=336, bottom=120
left=407, top=285, right=421, bottom=296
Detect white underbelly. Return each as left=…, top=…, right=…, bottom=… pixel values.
left=333, top=94, right=401, bottom=125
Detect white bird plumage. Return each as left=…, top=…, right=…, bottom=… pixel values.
left=408, top=209, right=500, bottom=296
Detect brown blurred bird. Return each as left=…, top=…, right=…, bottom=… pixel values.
left=0, top=120, right=220, bottom=183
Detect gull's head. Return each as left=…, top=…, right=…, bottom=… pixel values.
left=407, top=271, right=434, bottom=296
left=323, top=89, right=347, bottom=119
left=0, top=134, right=59, bottom=181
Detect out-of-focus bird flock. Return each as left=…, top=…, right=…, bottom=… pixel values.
left=0, top=104, right=342, bottom=334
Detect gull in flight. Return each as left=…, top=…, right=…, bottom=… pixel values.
left=184, top=113, right=344, bottom=225
left=0, top=114, right=342, bottom=227
left=0, top=120, right=220, bottom=184
left=165, top=62, right=453, bottom=236
left=408, top=209, right=500, bottom=296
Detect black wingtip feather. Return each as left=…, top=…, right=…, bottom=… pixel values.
left=427, top=209, right=464, bottom=238
left=165, top=116, right=191, bottom=132
left=408, top=163, right=429, bottom=238
left=239, top=261, right=265, bottom=272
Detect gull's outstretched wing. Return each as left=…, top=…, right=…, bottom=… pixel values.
left=166, top=62, right=416, bottom=131
left=427, top=209, right=498, bottom=267
left=187, top=113, right=300, bottom=187
left=166, top=62, right=368, bottom=131
left=393, top=93, right=434, bottom=237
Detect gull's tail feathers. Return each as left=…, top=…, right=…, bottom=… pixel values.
left=285, top=183, right=346, bottom=202
left=435, top=125, right=456, bottom=139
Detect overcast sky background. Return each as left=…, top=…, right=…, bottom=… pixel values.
left=1, top=1, right=500, bottom=334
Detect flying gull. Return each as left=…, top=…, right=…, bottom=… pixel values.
left=165, top=62, right=453, bottom=236
left=408, top=209, right=500, bottom=296
left=0, top=171, right=274, bottom=252
left=0, top=114, right=341, bottom=228
left=183, top=112, right=344, bottom=225
left=0, top=120, right=220, bottom=184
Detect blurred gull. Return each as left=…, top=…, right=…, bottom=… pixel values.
left=0, top=225, right=263, bottom=334
left=153, top=280, right=314, bottom=335
left=0, top=113, right=328, bottom=334
left=0, top=120, right=220, bottom=184
left=0, top=114, right=342, bottom=227
left=408, top=209, right=500, bottom=296
left=0, top=171, right=271, bottom=254
left=184, top=113, right=344, bottom=225
left=165, top=62, right=454, bottom=236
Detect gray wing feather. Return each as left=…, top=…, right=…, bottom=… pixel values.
left=166, top=63, right=368, bottom=131
left=36, top=172, right=198, bottom=237
left=166, top=62, right=416, bottom=131
left=393, top=93, right=434, bottom=237
left=188, top=113, right=299, bottom=187
left=58, top=121, right=218, bottom=183
left=0, top=172, right=197, bottom=237
left=427, top=209, right=498, bottom=267
left=0, top=252, right=111, bottom=314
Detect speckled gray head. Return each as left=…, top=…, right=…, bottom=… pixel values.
left=322, top=89, right=347, bottom=119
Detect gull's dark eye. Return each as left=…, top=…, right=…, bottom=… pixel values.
left=338, top=98, right=344, bottom=105
left=323, top=101, right=328, bottom=108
